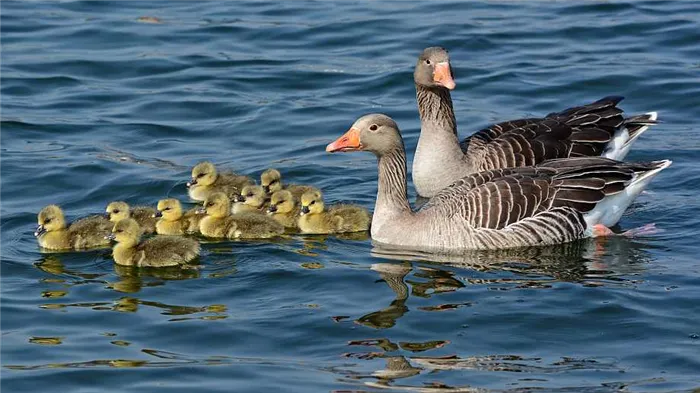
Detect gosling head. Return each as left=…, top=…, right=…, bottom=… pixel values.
left=155, top=199, right=183, bottom=221
left=234, top=185, right=267, bottom=208
left=199, top=192, right=230, bottom=218
left=35, top=205, right=67, bottom=237
left=260, top=168, right=282, bottom=195
left=107, top=218, right=141, bottom=245
left=300, top=190, right=324, bottom=216
left=105, top=201, right=131, bottom=223
left=187, top=161, right=218, bottom=188
left=326, top=113, right=403, bottom=157
left=267, top=190, right=295, bottom=215
left=414, top=46, right=455, bottom=90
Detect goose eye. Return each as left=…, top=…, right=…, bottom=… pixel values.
left=113, top=209, right=120, bottom=214
left=369, top=124, right=378, bottom=131
left=425, top=59, right=431, bottom=65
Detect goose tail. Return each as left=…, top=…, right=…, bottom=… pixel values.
left=584, top=159, right=671, bottom=228
left=602, top=111, right=659, bottom=161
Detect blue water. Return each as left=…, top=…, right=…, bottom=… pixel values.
left=2, top=1, right=700, bottom=392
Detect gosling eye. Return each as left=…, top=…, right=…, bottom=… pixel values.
left=116, top=229, right=124, bottom=233
left=271, top=179, right=279, bottom=184
left=197, top=173, right=205, bottom=178
left=369, top=124, right=378, bottom=132
left=44, top=218, right=52, bottom=224
left=113, top=209, right=120, bottom=214
left=425, top=59, right=431, bottom=65
left=247, top=193, right=253, bottom=197
left=206, top=202, right=213, bottom=207
left=310, top=200, right=316, bottom=205
left=164, top=207, right=171, bottom=211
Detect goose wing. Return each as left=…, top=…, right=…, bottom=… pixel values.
left=460, top=97, right=631, bottom=170
left=421, top=158, right=643, bottom=245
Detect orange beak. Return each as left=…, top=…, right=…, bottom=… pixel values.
left=433, top=61, right=456, bottom=90
left=326, top=127, right=362, bottom=153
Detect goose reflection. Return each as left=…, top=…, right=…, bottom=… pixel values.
left=371, top=236, right=654, bottom=284
left=355, top=263, right=411, bottom=329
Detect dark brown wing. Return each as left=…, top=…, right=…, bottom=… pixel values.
left=460, top=97, right=635, bottom=170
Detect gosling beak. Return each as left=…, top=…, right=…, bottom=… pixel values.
left=152, top=211, right=163, bottom=218
left=196, top=207, right=207, bottom=215
left=105, top=233, right=116, bottom=241
left=267, top=205, right=277, bottom=214
left=326, top=127, right=362, bottom=153
left=300, top=206, right=310, bottom=215
left=433, top=61, right=456, bottom=90
left=187, top=179, right=197, bottom=187
left=34, top=225, right=46, bottom=237
left=262, top=185, right=271, bottom=194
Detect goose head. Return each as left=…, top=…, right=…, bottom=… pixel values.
left=108, top=218, right=140, bottom=246
left=326, top=113, right=403, bottom=157
left=268, top=190, right=295, bottom=214
left=35, top=205, right=67, bottom=236
left=105, top=201, right=131, bottom=223
left=234, top=185, right=267, bottom=208
left=260, top=168, right=282, bottom=195
left=188, top=161, right=217, bottom=187
left=200, top=192, right=230, bottom=218
left=155, top=199, right=183, bottom=221
left=300, top=190, right=324, bottom=216
left=414, top=46, right=455, bottom=90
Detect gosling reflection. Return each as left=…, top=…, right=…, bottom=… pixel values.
left=111, top=264, right=200, bottom=293
left=371, top=356, right=422, bottom=384
left=34, top=254, right=108, bottom=280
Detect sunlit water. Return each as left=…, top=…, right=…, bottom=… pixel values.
left=2, top=1, right=700, bottom=392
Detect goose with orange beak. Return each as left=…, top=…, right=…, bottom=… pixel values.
left=326, top=113, right=669, bottom=251
left=412, top=46, right=659, bottom=199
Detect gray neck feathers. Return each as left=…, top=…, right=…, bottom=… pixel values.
left=416, top=84, right=457, bottom=137
left=375, top=146, right=411, bottom=217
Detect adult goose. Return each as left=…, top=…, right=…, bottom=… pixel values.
left=412, top=47, right=659, bottom=197
left=326, top=114, right=669, bottom=251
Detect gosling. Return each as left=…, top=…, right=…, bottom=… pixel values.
left=154, top=198, right=202, bottom=235
left=260, top=168, right=319, bottom=199
left=267, top=190, right=300, bottom=229
left=108, top=218, right=200, bottom=267
left=298, top=191, right=371, bottom=234
left=35, top=205, right=112, bottom=250
left=199, top=192, right=283, bottom=239
left=232, top=185, right=269, bottom=214
left=105, top=201, right=157, bottom=234
left=187, top=161, right=253, bottom=201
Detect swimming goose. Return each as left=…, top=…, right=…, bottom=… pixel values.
left=260, top=168, right=319, bottom=199
left=231, top=185, right=269, bottom=214
left=108, top=218, right=200, bottom=267
left=298, top=190, right=371, bottom=234
left=35, top=205, right=112, bottom=250
left=153, top=198, right=202, bottom=235
left=326, top=114, right=670, bottom=251
left=412, top=47, right=659, bottom=197
left=105, top=201, right=157, bottom=234
left=267, top=190, right=300, bottom=229
left=187, top=161, right=253, bottom=201
left=199, top=192, right=283, bottom=239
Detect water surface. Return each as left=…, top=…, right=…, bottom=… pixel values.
left=2, top=1, right=700, bottom=392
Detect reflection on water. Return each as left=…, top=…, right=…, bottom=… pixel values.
left=371, top=236, right=653, bottom=284
left=111, top=264, right=201, bottom=293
